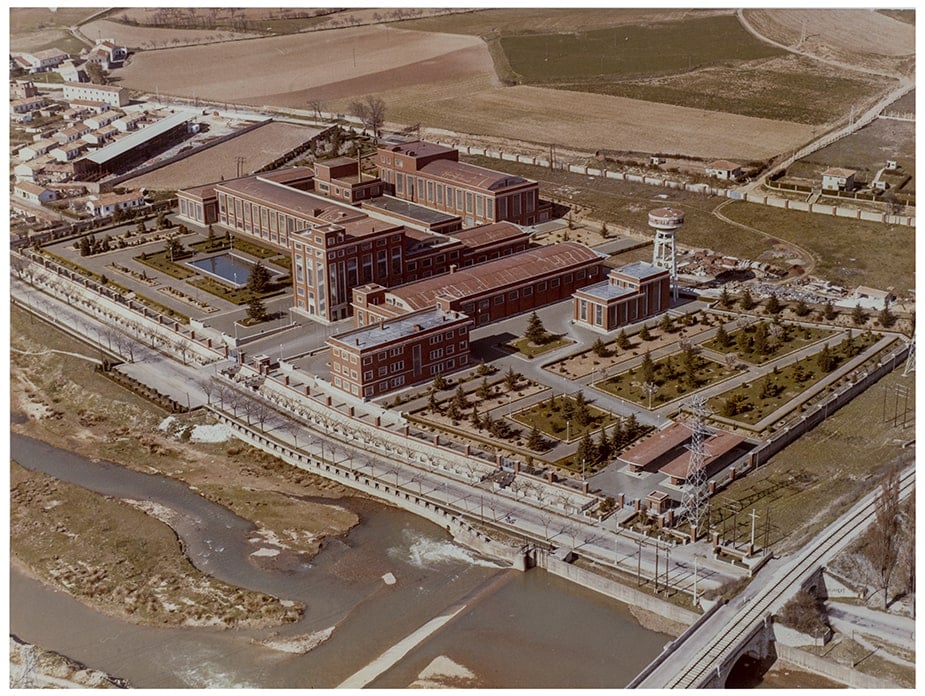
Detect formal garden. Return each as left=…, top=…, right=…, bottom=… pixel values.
left=703, top=317, right=837, bottom=364
left=594, top=345, right=737, bottom=408
left=506, top=311, right=574, bottom=358
left=708, top=329, right=882, bottom=425
left=511, top=391, right=621, bottom=443
left=546, top=310, right=712, bottom=378
left=412, top=366, right=550, bottom=452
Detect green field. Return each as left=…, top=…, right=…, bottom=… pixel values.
left=719, top=202, right=915, bottom=294
left=501, top=15, right=781, bottom=84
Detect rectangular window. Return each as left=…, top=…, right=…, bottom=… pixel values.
left=551, top=278, right=560, bottom=288
left=436, top=185, right=443, bottom=205
left=524, top=286, right=533, bottom=296
left=476, top=195, right=484, bottom=218
left=378, top=366, right=387, bottom=377
left=455, top=189, right=463, bottom=210
left=595, top=304, right=603, bottom=325
left=465, top=192, right=473, bottom=213
left=508, top=290, right=519, bottom=300
left=486, top=198, right=494, bottom=219
left=364, top=370, right=373, bottom=381
left=494, top=295, right=503, bottom=305
left=427, top=180, right=434, bottom=201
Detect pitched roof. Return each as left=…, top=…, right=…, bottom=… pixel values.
left=419, top=159, right=529, bottom=192
left=388, top=242, right=603, bottom=310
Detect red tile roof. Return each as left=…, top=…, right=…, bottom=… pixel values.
left=388, top=241, right=602, bottom=310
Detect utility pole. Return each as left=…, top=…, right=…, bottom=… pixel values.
left=654, top=542, right=660, bottom=593
left=749, top=508, right=759, bottom=550
left=636, top=537, right=643, bottom=586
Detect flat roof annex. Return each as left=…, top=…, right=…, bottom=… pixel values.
left=83, top=111, right=190, bottom=165
left=329, top=307, right=470, bottom=351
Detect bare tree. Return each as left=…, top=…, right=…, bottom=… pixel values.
left=200, top=378, right=215, bottom=406
left=254, top=401, right=271, bottom=431
left=309, top=99, right=326, bottom=121
left=226, top=388, right=241, bottom=417
left=349, top=96, right=386, bottom=138
left=862, top=466, right=902, bottom=608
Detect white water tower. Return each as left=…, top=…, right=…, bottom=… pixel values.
left=649, top=207, right=685, bottom=301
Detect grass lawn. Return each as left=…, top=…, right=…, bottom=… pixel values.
left=189, top=238, right=231, bottom=254
left=704, top=320, right=837, bottom=364
left=711, top=365, right=913, bottom=555
left=230, top=236, right=281, bottom=259
left=512, top=394, right=621, bottom=442
left=509, top=335, right=574, bottom=358
left=134, top=250, right=197, bottom=280
left=708, top=331, right=881, bottom=425
left=185, top=275, right=283, bottom=305
left=719, top=202, right=915, bottom=295
left=596, top=352, right=736, bottom=408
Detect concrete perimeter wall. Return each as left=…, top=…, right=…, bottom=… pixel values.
left=444, top=142, right=914, bottom=228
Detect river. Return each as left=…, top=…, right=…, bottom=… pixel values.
left=10, top=433, right=669, bottom=688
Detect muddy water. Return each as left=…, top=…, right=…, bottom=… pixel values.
left=10, top=433, right=668, bottom=687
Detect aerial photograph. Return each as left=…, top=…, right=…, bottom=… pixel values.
left=8, top=4, right=915, bottom=689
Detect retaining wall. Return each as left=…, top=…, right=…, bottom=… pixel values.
left=537, top=551, right=699, bottom=626
left=774, top=644, right=901, bottom=689
left=213, top=410, right=525, bottom=567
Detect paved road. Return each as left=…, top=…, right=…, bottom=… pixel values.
left=826, top=601, right=915, bottom=648
left=12, top=270, right=748, bottom=596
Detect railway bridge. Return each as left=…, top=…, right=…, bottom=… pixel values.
left=631, top=465, right=915, bottom=688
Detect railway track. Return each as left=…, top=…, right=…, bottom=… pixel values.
left=657, top=466, right=914, bottom=688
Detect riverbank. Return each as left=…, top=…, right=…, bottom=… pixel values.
left=11, top=459, right=303, bottom=629
left=10, top=304, right=367, bottom=621
left=10, top=635, right=128, bottom=689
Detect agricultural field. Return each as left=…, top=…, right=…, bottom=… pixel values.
left=741, top=9, right=915, bottom=76
left=79, top=18, right=256, bottom=50
left=583, top=55, right=885, bottom=125
left=499, top=14, right=783, bottom=84
left=116, top=25, right=493, bottom=105
left=124, top=121, right=324, bottom=192
left=9, top=7, right=101, bottom=53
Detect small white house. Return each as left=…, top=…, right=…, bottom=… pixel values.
left=14, top=181, right=58, bottom=204
left=705, top=160, right=743, bottom=181
left=85, top=191, right=145, bottom=217
left=821, top=167, right=856, bottom=191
